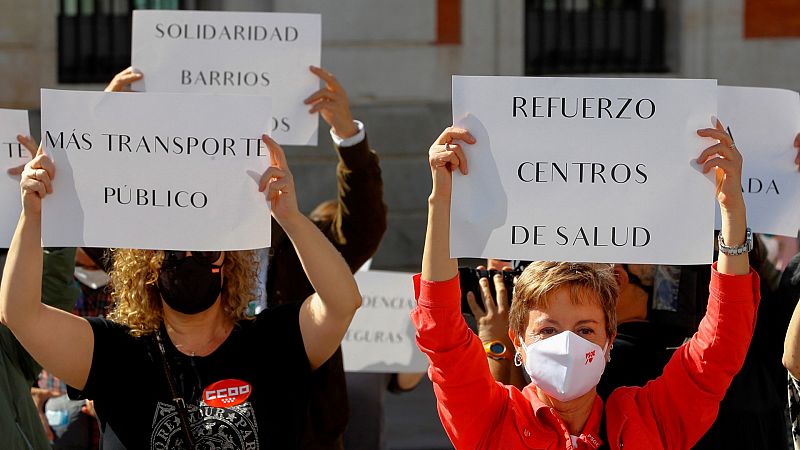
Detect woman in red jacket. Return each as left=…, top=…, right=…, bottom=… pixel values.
left=413, top=122, right=759, bottom=450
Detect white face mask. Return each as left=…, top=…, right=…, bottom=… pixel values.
left=521, top=331, right=608, bottom=402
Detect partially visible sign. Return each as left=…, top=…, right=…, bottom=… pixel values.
left=1, top=109, right=31, bottom=247
left=132, top=10, right=321, bottom=146
left=40, top=89, right=272, bottom=250
left=343, top=271, right=428, bottom=373
left=717, top=86, right=800, bottom=237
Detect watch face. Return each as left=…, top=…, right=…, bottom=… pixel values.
left=489, top=342, right=506, bottom=354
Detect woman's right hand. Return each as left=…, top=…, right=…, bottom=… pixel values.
left=19, top=145, right=55, bottom=215
left=428, top=127, right=475, bottom=199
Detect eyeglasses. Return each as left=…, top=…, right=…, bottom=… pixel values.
left=163, top=250, right=223, bottom=265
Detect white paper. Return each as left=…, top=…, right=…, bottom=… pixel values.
left=451, top=76, right=718, bottom=264
left=40, top=89, right=272, bottom=250
left=716, top=86, right=800, bottom=237
left=0, top=109, right=31, bottom=247
left=132, top=10, right=321, bottom=146
left=343, top=271, right=428, bottom=373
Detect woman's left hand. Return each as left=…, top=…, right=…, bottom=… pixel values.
left=258, top=134, right=301, bottom=224
left=696, top=118, right=745, bottom=213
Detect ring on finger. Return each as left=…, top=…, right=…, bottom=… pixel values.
left=444, top=142, right=450, bottom=151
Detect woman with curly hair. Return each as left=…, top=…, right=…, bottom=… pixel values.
left=0, top=134, right=362, bottom=450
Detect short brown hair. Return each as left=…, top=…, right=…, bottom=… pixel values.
left=509, top=262, right=619, bottom=340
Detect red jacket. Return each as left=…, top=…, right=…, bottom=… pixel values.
left=411, top=264, right=759, bottom=450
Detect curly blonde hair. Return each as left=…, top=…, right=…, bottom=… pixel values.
left=107, top=249, right=259, bottom=336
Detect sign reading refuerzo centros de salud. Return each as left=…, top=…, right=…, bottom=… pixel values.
left=132, top=10, right=321, bottom=146
left=450, top=76, right=718, bottom=265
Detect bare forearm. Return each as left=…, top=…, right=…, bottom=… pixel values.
left=0, top=213, right=44, bottom=327
left=422, top=178, right=458, bottom=282
left=280, top=212, right=361, bottom=315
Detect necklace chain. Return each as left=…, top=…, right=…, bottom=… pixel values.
left=165, top=322, right=230, bottom=357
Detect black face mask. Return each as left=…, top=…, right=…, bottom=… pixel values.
left=158, top=257, right=222, bottom=315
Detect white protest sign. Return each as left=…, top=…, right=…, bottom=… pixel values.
left=451, top=76, right=717, bottom=264
left=0, top=109, right=30, bottom=247
left=343, top=271, right=428, bottom=373
left=40, top=89, right=272, bottom=250
left=716, top=86, right=800, bottom=237
left=132, top=10, right=320, bottom=146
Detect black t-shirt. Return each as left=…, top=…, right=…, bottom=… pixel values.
left=68, top=303, right=311, bottom=449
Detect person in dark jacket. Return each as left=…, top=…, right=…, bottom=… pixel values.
left=267, top=66, right=388, bottom=450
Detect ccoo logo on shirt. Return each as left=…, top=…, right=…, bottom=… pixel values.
left=202, top=379, right=253, bottom=408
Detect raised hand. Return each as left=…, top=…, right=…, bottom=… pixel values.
left=104, top=67, right=143, bottom=92
left=304, top=66, right=358, bottom=139
left=467, top=268, right=512, bottom=344
left=697, top=117, right=748, bottom=275
left=696, top=118, right=744, bottom=213
left=19, top=144, right=55, bottom=215
left=427, top=127, right=476, bottom=199
left=258, top=134, right=300, bottom=224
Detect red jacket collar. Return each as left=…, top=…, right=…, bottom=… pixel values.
left=521, top=386, right=606, bottom=449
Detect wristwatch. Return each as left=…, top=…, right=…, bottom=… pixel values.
left=717, top=227, right=753, bottom=256
left=483, top=340, right=514, bottom=361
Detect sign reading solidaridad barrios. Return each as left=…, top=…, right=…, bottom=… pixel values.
left=0, top=108, right=31, bottom=247
left=450, top=76, right=717, bottom=265
left=40, top=89, right=272, bottom=251
left=132, top=10, right=320, bottom=146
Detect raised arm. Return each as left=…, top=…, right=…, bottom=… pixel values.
left=619, top=119, right=759, bottom=449
left=259, top=135, right=361, bottom=370
left=466, top=269, right=527, bottom=390
left=422, top=127, right=473, bottom=282
left=413, top=128, right=515, bottom=448
left=305, top=66, right=387, bottom=270
left=0, top=146, right=93, bottom=389
left=697, top=120, right=750, bottom=276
